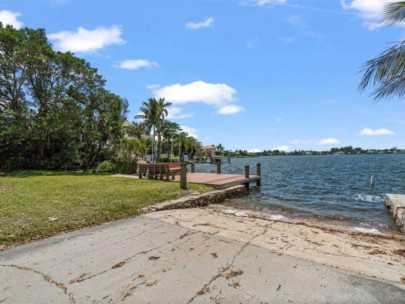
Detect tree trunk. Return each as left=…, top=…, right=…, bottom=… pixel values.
left=151, top=126, right=156, bottom=163
left=170, top=139, right=173, bottom=162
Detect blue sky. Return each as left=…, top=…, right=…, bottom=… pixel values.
left=1, top=0, right=404, bottom=151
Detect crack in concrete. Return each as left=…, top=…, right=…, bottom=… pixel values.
left=120, top=280, right=148, bottom=301
left=186, top=225, right=270, bottom=304
left=68, top=230, right=199, bottom=285
left=0, top=264, right=75, bottom=304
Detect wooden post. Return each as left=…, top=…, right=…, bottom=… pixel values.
left=138, top=164, right=142, bottom=179
left=256, top=163, right=261, bottom=186
left=191, top=163, right=195, bottom=173
left=165, top=165, right=170, bottom=182
left=244, top=165, right=249, bottom=178
left=216, top=163, right=221, bottom=174
left=180, top=163, right=187, bottom=190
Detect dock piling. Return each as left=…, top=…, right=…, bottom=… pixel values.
left=256, top=163, right=261, bottom=186
left=191, top=163, right=195, bottom=173
left=180, top=163, right=187, bottom=190
left=217, top=163, right=221, bottom=174
left=244, top=165, right=250, bottom=178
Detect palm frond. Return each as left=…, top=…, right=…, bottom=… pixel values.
left=359, top=40, right=405, bottom=99
left=384, top=1, right=405, bottom=25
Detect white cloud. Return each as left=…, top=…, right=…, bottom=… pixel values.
left=317, top=138, right=340, bottom=145
left=146, top=84, right=161, bottom=90
left=185, top=17, right=214, bottom=30
left=254, top=0, right=287, bottom=6
left=359, top=128, right=394, bottom=136
left=218, top=105, right=245, bottom=115
left=276, top=118, right=283, bottom=123
left=248, top=148, right=263, bottom=153
left=340, top=0, right=390, bottom=30
left=180, top=125, right=198, bottom=138
left=274, top=145, right=289, bottom=151
left=151, top=81, right=236, bottom=107
left=0, top=10, right=23, bottom=29
left=48, top=26, right=125, bottom=53
left=166, top=106, right=193, bottom=119
left=117, top=59, right=158, bottom=70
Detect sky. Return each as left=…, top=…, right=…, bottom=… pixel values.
left=1, top=0, right=404, bottom=151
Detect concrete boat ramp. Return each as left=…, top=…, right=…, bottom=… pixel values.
left=1, top=213, right=405, bottom=303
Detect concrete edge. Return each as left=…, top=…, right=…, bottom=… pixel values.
left=385, top=194, right=405, bottom=233
left=140, top=185, right=248, bottom=213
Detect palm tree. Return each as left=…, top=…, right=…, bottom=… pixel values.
left=135, top=98, right=171, bottom=163
left=360, top=1, right=405, bottom=99
left=123, top=121, right=146, bottom=139
left=161, top=121, right=181, bottom=162
left=175, top=131, right=188, bottom=162
left=184, top=136, right=201, bottom=160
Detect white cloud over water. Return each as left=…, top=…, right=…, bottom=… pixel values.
left=359, top=128, right=394, bottom=136
left=248, top=148, right=263, bottom=153
left=317, top=138, right=340, bottom=145
left=48, top=26, right=125, bottom=53
left=185, top=17, right=214, bottom=30
left=274, top=145, right=289, bottom=151
left=0, top=10, right=23, bottom=29
left=117, top=59, right=158, bottom=70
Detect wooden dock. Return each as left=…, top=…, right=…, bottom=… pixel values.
left=174, top=172, right=260, bottom=189
left=137, top=162, right=262, bottom=190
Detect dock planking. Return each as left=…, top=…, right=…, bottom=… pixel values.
left=174, top=172, right=261, bottom=190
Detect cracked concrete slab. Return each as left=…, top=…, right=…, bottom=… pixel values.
left=1, top=214, right=405, bottom=303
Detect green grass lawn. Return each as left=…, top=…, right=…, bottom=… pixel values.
left=0, top=171, right=213, bottom=248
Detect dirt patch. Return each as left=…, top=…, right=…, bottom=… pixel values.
left=223, top=269, right=243, bottom=279
left=179, top=231, right=193, bottom=239
left=368, top=249, right=386, bottom=255
left=211, top=252, right=218, bottom=258
left=393, top=249, right=405, bottom=257
left=112, top=261, right=126, bottom=269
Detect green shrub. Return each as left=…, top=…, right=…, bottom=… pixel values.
left=96, top=160, right=117, bottom=173
left=116, top=161, right=137, bottom=174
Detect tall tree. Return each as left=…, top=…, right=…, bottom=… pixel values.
left=135, top=98, right=171, bottom=163
left=161, top=121, right=181, bottom=161
left=0, top=24, right=128, bottom=171
left=360, top=1, right=405, bottom=99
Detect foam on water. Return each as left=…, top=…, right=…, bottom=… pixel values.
left=222, top=209, right=250, bottom=217
left=269, top=214, right=286, bottom=221
left=352, top=227, right=383, bottom=235
left=354, top=194, right=384, bottom=203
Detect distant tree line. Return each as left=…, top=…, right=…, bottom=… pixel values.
left=0, top=24, right=129, bottom=171
left=227, top=146, right=404, bottom=157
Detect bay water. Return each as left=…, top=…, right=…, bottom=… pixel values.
left=194, top=154, right=405, bottom=234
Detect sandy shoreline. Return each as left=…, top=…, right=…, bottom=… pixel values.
left=145, top=205, right=405, bottom=285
